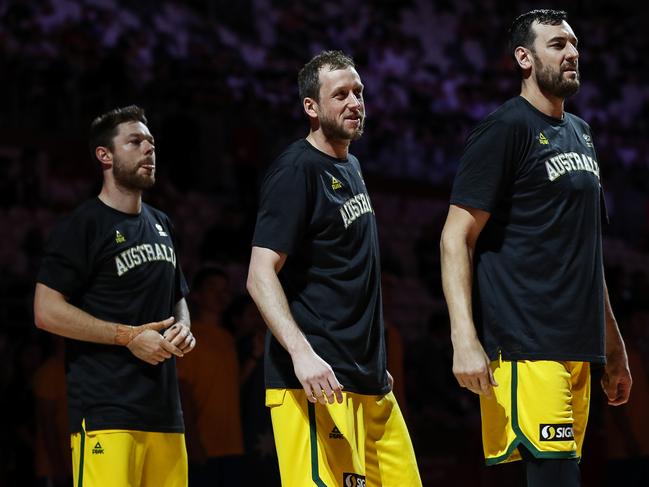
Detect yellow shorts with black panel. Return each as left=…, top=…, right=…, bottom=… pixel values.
left=71, top=421, right=188, bottom=487
left=266, top=389, right=421, bottom=486
left=480, top=357, right=590, bottom=465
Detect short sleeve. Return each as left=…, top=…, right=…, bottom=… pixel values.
left=450, top=119, right=521, bottom=212
left=252, top=162, right=310, bottom=255
left=166, top=215, right=190, bottom=301
left=37, top=217, right=92, bottom=298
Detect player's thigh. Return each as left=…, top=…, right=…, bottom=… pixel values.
left=517, top=360, right=587, bottom=457
left=71, top=428, right=143, bottom=487
left=480, top=359, right=521, bottom=463
left=364, top=392, right=421, bottom=487
left=140, top=432, right=188, bottom=487
left=72, top=428, right=187, bottom=487
left=267, top=388, right=363, bottom=487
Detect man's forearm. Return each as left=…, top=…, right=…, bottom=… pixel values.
left=174, top=298, right=191, bottom=330
left=34, top=283, right=128, bottom=345
left=247, top=266, right=311, bottom=356
left=441, top=233, right=479, bottom=344
left=603, top=278, right=627, bottom=359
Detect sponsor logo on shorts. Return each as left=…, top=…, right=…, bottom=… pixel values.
left=329, top=426, right=344, bottom=439
left=343, top=473, right=366, bottom=487
left=539, top=424, right=574, bottom=441
left=92, top=441, right=104, bottom=454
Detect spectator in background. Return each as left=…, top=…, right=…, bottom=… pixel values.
left=225, top=294, right=280, bottom=486
left=32, top=336, right=70, bottom=487
left=177, top=265, right=244, bottom=487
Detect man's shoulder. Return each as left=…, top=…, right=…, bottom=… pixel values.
left=564, top=111, right=590, bottom=131
left=263, top=139, right=321, bottom=182
left=482, top=96, right=531, bottom=128
left=273, top=139, right=317, bottom=169
left=142, top=202, right=171, bottom=222
left=51, top=198, right=103, bottom=232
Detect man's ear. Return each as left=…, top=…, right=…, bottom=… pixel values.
left=303, top=97, right=318, bottom=119
left=514, top=46, right=533, bottom=72
left=95, top=146, right=112, bottom=167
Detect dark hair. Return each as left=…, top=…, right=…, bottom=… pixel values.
left=192, top=265, right=229, bottom=292
left=298, top=50, right=355, bottom=103
left=89, top=105, right=147, bottom=160
left=509, top=9, right=568, bottom=71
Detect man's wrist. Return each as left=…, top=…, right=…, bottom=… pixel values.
left=115, top=324, right=136, bottom=346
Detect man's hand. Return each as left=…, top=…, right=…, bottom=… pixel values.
left=601, top=351, right=632, bottom=406
left=291, top=345, right=344, bottom=405
left=163, top=323, right=196, bottom=355
left=125, top=317, right=184, bottom=365
left=452, top=336, right=498, bottom=397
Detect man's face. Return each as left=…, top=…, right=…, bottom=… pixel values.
left=315, top=66, right=365, bottom=141
left=530, top=20, right=580, bottom=99
left=110, top=121, right=156, bottom=190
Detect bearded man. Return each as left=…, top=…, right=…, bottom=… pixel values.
left=247, top=51, right=422, bottom=487
left=35, top=105, right=195, bottom=487
left=440, top=9, right=631, bottom=487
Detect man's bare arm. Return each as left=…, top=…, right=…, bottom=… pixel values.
left=34, top=282, right=182, bottom=365
left=246, top=246, right=343, bottom=404
left=440, top=204, right=496, bottom=396
left=601, top=277, right=632, bottom=405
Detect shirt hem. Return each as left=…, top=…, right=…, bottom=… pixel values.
left=264, top=382, right=391, bottom=396
left=488, top=350, right=606, bottom=364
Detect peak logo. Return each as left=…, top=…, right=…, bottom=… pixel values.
left=343, top=473, right=366, bottom=487
left=539, top=424, right=574, bottom=441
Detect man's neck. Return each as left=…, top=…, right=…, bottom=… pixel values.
left=306, top=131, right=350, bottom=160
left=98, top=183, right=142, bottom=214
left=520, top=82, right=565, bottom=119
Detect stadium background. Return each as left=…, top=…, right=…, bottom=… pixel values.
left=1, top=0, right=648, bottom=485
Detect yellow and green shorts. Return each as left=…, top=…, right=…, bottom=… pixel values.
left=266, top=389, right=421, bottom=486
left=71, top=422, right=187, bottom=487
left=480, top=357, right=590, bottom=465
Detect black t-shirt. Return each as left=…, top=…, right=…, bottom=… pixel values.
left=252, top=139, right=389, bottom=395
left=451, top=96, right=605, bottom=363
left=37, top=198, right=189, bottom=433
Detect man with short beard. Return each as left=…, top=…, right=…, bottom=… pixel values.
left=247, top=51, right=421, bottom=486
left=34, top=105, right=196, bottom=487
left=440, top=9, right=631, bottom=487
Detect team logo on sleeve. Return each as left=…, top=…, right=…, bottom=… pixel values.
left=538, top=132, right=549, bottom=145
left=582, top=133, right=593, bottom=147
left=539, top=424, right=574, bottom=441
left=115, top=230, right=126, bottom=244
left=155, top=223, right=168, bottom=237
left=343, top=473, right=366, bottom=487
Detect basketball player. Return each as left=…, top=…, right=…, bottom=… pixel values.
left=247, top=51, right=421, bottom=486
left=34, top=105, right=195, bottom=487
left=440, top=9, right=632, bottom=487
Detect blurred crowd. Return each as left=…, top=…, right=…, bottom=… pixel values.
left=1, top=0, right=648, bottom=485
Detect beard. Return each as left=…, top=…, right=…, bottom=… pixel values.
left=319, top=111, right=365, bottom=141
left=533, top=55, right=580, bottom=99
left=113, top=155, right=155, bottom=190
